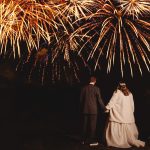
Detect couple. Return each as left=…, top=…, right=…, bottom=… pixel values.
left=80, top=76, right=145, bottom=148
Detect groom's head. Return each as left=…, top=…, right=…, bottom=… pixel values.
left=89, top=76, right=96, bottom=84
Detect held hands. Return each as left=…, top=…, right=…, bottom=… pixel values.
left=104, top=107, right=109, bottom=113
left=103, top=106, right=109, bottom=113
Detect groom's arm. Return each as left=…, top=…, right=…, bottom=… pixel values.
left=96, top=88, right=106, bottom=111
left=79, top=87, right=85, bottom=112
left=80, top=87, right=85, bottom=103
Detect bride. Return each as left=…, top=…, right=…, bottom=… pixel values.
left=105, top=82, right=145, bottom=148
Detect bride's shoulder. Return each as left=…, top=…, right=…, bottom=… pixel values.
left=114, top=89, right=120, bottom=93
left=112, top=89, right=120, bottom=96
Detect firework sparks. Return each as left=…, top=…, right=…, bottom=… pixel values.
left=0, top=0, right=57, bottom=58
left=52, top=0, right=100, bottom=21
left=14, top=17, right=90, bottom=85
left=119, top=0, right=150, bottom=18
left=15, top=44, right=88, bottom=85
left=75, top=0, right=150, bottom=76
left=1, top=0, right=149, bottom=83
left=46, top=22, right=88, bottom=84
left=0, top=0, right=94, bottom=84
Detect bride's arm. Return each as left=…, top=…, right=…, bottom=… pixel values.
left=106, top=90, right=119, bottom=110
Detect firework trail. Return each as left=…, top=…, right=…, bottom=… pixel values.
left=1, top=0, right=150, bottom=84
left=74, top=0, right=150, bottom=76
left=15, top=12, right=91, bottom=85
left=52, top=0, right=100, bottom=21
left=15, top=42, right=89, bottom=85
left=5, top=0, right=94, bottom=84
left=119, top=0, right=150, bottom=18
left=0, top=0, right=56, bottom=58
left=20, top=0, right=96, bottom=84
left=0, top=0, right=102, bottom=84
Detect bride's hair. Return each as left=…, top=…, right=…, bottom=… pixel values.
left=117, top=82, right=131, bottom=96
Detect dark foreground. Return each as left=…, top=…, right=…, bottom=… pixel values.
left=1, top=75, right=150, bottom=150
left=1, top=113, right=150, bottom=150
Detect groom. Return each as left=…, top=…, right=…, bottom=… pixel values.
left=80, top=76, right=106, bottom=146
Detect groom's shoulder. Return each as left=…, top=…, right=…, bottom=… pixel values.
left=81, top=84, right=88, bottom=90
left=93, top=85, right=100, bottom=90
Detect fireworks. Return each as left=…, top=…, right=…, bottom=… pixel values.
left=75, top=0, right=150, bottom=76
left=15, top=18, right=89, bottom=84
left=52, top=0, right=100, bottom=21
left=119, top=0, right=150, bottom=18
left=0, top=0, right=56, bottom=58
left=1, top=0, right=150, bottom=84
left=15, top=44, right=88, bottom=85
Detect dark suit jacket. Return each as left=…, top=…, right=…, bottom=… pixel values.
left=80, top=84, right=105, bottom=114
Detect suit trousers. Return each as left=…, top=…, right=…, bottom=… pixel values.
left=81, top=114, right=97, bottom=143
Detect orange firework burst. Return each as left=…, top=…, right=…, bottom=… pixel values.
left=1, top=0, right=149, bottom=83
left=0, top=0, right=56, bottom=58
left=52, top=0, right=101, bottom=21
left=3, top=0, right=96, bottom=84
left=119, top=0, right=150, bottom=18
left=74, top=0, right=150, bottom=76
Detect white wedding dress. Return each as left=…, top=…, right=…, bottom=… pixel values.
left=105, top=90, right=145, bottom=148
